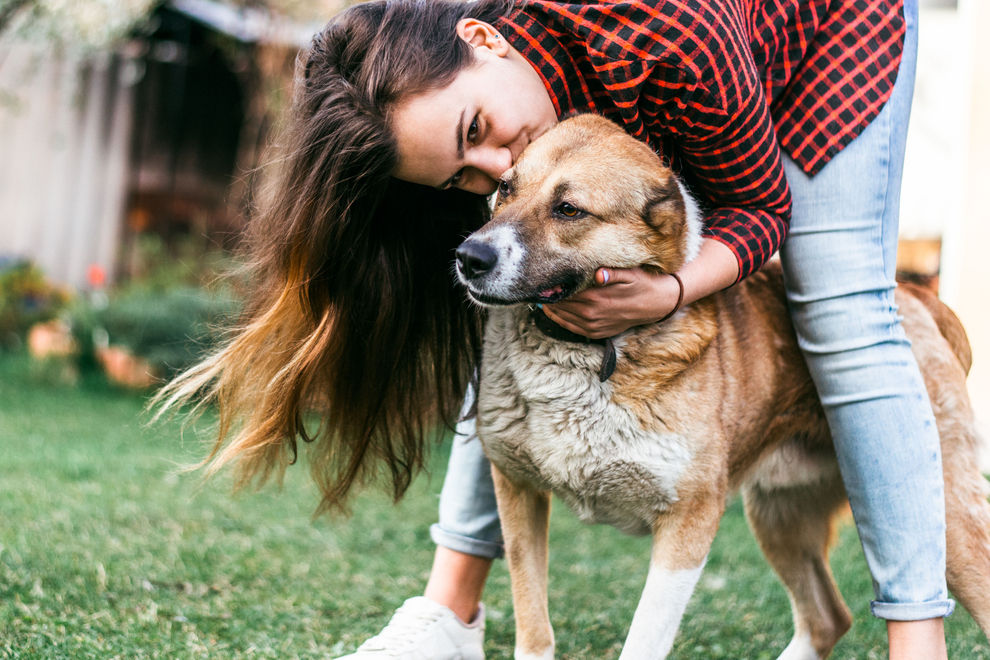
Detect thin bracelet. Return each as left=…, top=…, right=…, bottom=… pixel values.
left=657, top=272, right=684, bottom=323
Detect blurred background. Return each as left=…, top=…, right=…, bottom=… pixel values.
left=0, top=0, right=346, bottom=385
left=0, top=0, right=987, bottom=443
left=889, top=0, right=990, bottom=465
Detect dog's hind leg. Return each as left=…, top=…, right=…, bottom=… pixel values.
left=742, top=478, right=852, bottom=660
left=491, top=465, right=555, bottom=660
left=941, top=439, right=990, bottom=637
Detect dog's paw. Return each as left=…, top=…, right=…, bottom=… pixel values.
left=777, top=632, right=821, bottom=660
left=514, top=647, right=554, bottom=660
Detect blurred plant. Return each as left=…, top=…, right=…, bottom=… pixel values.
left=0, top=0, right=347, bottom=53
left=70, top=286, right=240, bottom=377
left=0, top=0, right=156, bottom=53
left=0, top=257, right=70, bottom=350
left=70, top=284, right=241, bottom=379
left=69, top=235, right=244, bottom=380
left=125, top=232, right=240, bottom=292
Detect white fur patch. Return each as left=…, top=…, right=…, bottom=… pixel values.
left=621, top=562, right=705, bottom=659
left=676, top=180, right=704, bottom=263
left=777, top=631, right=820, bottom=660
left=479, top=308, right=696, bottom=536
left=515, top=647, right=554, bottom=660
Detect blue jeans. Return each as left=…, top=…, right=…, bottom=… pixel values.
left=431, top=0, right=954, bottom=621
left=430, top=399, right=505, bottom=560
left=779, top=0, right=952, bottom=621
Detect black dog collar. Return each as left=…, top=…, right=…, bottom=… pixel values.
left=529, top=308, right=617, bottom=382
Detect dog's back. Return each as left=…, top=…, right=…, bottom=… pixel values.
left=898, top=280, right=972, bottom=373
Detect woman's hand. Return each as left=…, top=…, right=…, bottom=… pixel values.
left=541, top=239, right=741, bottom=339
left=542, top=267, right=681, bottom=339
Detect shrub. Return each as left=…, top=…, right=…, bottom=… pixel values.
left=0, top=258, right=70, bottom=350
left=71, top=285, right=241, bottom=378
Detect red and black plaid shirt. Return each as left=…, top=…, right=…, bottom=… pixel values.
left=498, top=0, right=904, bottom=280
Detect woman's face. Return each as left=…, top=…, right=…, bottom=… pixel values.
left=391, top=20, right=558, bottom=196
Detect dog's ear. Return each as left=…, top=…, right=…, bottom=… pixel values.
left=643, top=182, right=686, bottom=235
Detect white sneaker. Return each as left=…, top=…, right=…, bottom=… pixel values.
left=336, top=596, right=486, bottom=659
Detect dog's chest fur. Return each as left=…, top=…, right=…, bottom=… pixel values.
left=478, top=307, right=695, bottom=536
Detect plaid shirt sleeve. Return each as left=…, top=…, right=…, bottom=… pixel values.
left=641, top=56, right=791, bottom=280
left=670, top=97, right=791, bottom=282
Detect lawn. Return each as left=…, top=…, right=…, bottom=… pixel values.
left=0, top=352, right=987, bottom=659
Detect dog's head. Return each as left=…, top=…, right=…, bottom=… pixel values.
left=455, top=114, right=701, bottom=306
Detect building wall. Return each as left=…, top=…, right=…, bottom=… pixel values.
left=0, top=46, right=136, bottom=290
left=902, top=0, right=990, bottom=467
left=955, top=0, right=990, bottom=467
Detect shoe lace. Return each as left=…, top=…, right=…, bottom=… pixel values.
left=356, top=602, right=445, bottom=654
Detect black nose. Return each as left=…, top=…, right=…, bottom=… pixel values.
left=456, top=240, right=498, bottom=280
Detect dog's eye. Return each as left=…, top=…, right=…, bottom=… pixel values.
left=498, top=179, right=511, bottom=196
left=555, top=202, right=583, bottom=218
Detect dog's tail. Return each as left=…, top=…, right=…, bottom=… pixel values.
left=898, top=281, right=973, bottom=375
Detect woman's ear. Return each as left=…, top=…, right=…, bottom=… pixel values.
left=455, top=19, right=510, bottom=56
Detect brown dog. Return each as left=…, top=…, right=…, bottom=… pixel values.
left=454, top=114, right=990, bottom=659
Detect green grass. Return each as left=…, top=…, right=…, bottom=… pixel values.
left=0, top=352, right=986, bottom=658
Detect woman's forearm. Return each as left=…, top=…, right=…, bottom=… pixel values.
left=677, top=238, right=740, bottom=307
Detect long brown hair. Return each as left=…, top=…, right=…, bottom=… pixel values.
left=154, top=0, right=514, bottom=514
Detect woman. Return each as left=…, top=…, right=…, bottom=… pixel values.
left=157, top=0, right=952, bottom=657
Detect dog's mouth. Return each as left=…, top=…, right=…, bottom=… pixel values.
left=532, top=276, right=580, bottom=303
left=466, top=273, right=583, bottom=307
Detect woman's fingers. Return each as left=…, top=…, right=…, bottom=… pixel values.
left=542, top=267, right=673, bottom=338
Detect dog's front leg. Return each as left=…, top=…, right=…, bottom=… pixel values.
left=491, top=465, right=554, bottom=660
left=619, top=495, right=725, bottom=660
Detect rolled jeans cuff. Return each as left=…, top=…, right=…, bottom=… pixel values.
left=870, top=598, right=955, bottom=621
left=430, top=523, right=504, bottom=560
